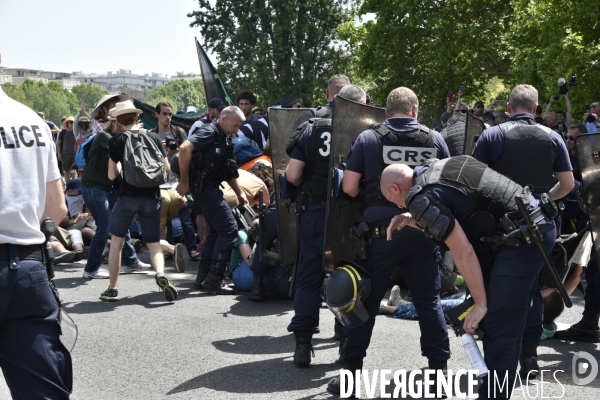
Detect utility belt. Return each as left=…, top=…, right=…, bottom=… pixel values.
left=482, top=195, right=558, bottom=248
left=0, top=243, right=44, bottom=262
left=350, top=220, right=413, bottom=260
left=295, top=190, right=324, bottom=214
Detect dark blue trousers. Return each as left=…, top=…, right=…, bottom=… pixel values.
left=521, top=275, right=543, bottom=354
left=287, top=202, right=326, bottom=332
left=478, top=219, right=556, bottom=399
left=341, top=227, right=450, bottom=363
left=195, top=187, right=238, bottom=275
left=0, top=248, right=72, bottom=399
left=584, top=255, right=600, bottom=313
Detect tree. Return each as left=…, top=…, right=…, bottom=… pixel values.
left=150, top=78, right=206, bottom=112
left=3, top=80, right=78, bottom=123
left=188, top=0, right=356, bottom=107
left=72, top=85, right=109, bottom=111
left=341, top=0, right=600, bottom=124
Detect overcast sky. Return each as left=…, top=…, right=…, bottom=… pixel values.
left=0, top=0, right=212, bottom=77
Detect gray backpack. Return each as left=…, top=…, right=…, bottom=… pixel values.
left=122, top=129, right=167, bottom=188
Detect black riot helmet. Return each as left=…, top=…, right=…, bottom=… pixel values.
left=326, top=260, right=372, bottom=328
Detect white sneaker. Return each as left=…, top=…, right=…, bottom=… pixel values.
left=83, top=269, right=110, bottom=279
left=388, top=285, right=402, bottom=306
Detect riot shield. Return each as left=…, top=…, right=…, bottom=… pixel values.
left=575, top=133, right=600, bottom=273
left=442, top=120, right=466, bottom=156
left=268, top=107, right=315, bottom=267
left=463, top=111, right=485, bottom=156
left=323, top=96, right=386, bottom=273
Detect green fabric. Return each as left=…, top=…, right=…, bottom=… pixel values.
left=540, top=321, right=557, bottom=340
left=133, top=98, right=207, bottom=132
left=81, top=130, right=113, bottom=191
left=228, top=230, right=249, bottom=272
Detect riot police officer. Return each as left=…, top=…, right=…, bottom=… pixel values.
left=0, top=82, right=73, bottom=397
left=177, top=106, right=248, bottom=295
left=284, top=74, right=351, bottom=366
left=381, top=157, right=557, bottom=399
left=472, top=84, right=573, bottom=376
left=328, top=87, right=451, bottom=394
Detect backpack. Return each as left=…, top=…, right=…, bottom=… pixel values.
left=233, top=137, right=262, bottom=166
left=74, top=134, right=96, bottom=169
left=121, top=129, right=167, bottom=188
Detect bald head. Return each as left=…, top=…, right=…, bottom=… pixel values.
left=218, top=106, right=245, bottom=135
left=381, top=164, right=415, bottom=208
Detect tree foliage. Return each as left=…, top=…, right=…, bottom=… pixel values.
left=150, top=79, right=206, bottom=112
left=188, top=0, right=356, bottom=107
left=2, top=80, right=78, bottom=123
left=340, top=0, right=600, bottom=124
left=71, top=85, right=109, bottom=111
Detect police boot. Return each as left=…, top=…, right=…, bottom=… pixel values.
left=193, top=269, right=209, bottom=289
left=201, top=272, right=236, bottom=295
left=425, top=360, right=448, bottom=399
left=248, top=275, right=264, bottom=301
left=519, top=341, right=539, bottom=379
left=327, top=358, right=362, bottom=397
left=293, top=331, right=314, bottom=366
left=554, top=310, right=600, bottom=343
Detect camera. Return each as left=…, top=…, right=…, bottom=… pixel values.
left=165, top=137, right=178, bottom=150
left=587, top=114, right=596, bottom=123
left=569, top=74, right=577, bottom=86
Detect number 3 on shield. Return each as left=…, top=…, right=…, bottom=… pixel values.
left=319, top=131, right=331, bottom=156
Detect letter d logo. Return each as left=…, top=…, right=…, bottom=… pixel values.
left=572, top=351, right=598, bottom=385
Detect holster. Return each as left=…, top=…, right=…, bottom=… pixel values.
left=41, top=218, right=61, bottom=306
left=350, top=221, right=370, bottom=260
left=191, top=170, right=207, bottom=193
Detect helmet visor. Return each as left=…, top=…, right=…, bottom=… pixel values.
left=327, top=286, right=370, bottom=328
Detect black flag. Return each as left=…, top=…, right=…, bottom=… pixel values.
left=195, top=37, right=235, bottom=106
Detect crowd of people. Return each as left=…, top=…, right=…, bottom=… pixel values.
left=3, top=62, right=600, bottom=399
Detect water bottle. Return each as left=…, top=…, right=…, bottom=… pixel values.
left=461, top=334, right=488, bottom=379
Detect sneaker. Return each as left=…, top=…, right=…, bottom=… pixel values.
left=72, top=250, right=86, bottom=262
left=121, top=260, right=152, bottom=274
left=155, top=273, right=178, bottom=301
left=388, top=285, right=402, bottom=306
left=173, top=243, right=186, bottom=273
left=54, top=251, right=76, bottom=265
left=189, top=250, right=200, bottom=261
left=83, top=269, right=110, bottom=279
left=100, top=286, right=119, bottom=301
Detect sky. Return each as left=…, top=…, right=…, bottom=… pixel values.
left=0, top=0, right=213, bottom=77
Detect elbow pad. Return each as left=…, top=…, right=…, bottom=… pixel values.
left=406, top=187, right=455, bottom=243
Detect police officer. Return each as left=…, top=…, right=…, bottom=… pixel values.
left=176, top=106, right=248, bottom=295
left=381, top=156, right=557, bottom=399
left=0, top=80, right=73, bottom=397
left=328, top=86, right=451, bottom=394
left=284, top=74, right=351, bottom=366
left=472, top=84, right=573, bottom=377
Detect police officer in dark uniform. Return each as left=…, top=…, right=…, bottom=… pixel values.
left=0, top=81, right=72, bottom=398
left=284, top=74, right=351, bottom=366
left=176, top=106, right=249, bottom=294
left=472, top=84, right=573, bottom=376
left=381, top=157, right=557, bottom=399
left=328, top=86, right=451, bottom=394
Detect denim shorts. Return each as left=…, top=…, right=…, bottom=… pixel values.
left=109, top=196, right=161, bottom=243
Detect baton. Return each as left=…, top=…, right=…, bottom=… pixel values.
left=515, top=196, right=572, bottom=308
left=258, top=190, right=265, bottom=260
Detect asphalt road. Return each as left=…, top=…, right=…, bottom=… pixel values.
left=1, top=249, right=599, bottom=399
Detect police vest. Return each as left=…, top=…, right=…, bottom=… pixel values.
left=301, top=118, right=332, bottom=202
left=416, top=156, right=531, bottom=242
left=364, top=124, right=437, bottom=207
left=196, top=124, right=238, bottom=183
left=489, top=120, right=555, bottom=193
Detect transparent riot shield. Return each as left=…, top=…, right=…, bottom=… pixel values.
left=323, top=96, right=386, bottom=273
left=575, top=133, right=600, bottom=272
left=268, top=107, right=315, bottom=267
left=442, top=120, right=466, bottom=156
left=464, top=111, right=485, bottom=156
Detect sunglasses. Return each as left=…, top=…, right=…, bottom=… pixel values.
left=567, top=136, right=576, bottom=141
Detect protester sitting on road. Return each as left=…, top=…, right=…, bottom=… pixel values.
left=222, top=169, right=270, bottom=209
left=159, top=186, right=187, bottom=273
left=50, top=226, right=87, bottom=265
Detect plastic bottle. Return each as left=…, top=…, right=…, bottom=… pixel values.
left=461, top=334, right=489, bottom=379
